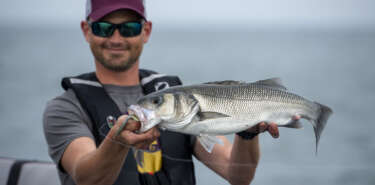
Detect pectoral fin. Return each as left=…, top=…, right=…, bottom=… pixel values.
left=197, top=112, right=230, bottom=121
left=198, top=135, right=224, bottom=153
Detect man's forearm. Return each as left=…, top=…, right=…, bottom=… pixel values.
left=73, top=131, right=130, bottom=185
left=228, top=136, right=260, bottom=185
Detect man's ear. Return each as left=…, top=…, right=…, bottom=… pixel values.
left=142, top=21, right=152, bottom=43
left=81, top=21, right=90, bottom=43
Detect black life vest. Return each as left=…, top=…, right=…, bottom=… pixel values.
left=61, top=69, right=196, bottom=185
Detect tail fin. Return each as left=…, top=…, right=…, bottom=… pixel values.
left=313, top=102, right=333, bottom=154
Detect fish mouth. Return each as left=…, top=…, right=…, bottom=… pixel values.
left=128, top=105, right=161, bottom=133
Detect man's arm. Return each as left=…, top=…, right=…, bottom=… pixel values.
left=61, top=115, right=159, bottom=185
left=194, top=123, right=279, bottom=185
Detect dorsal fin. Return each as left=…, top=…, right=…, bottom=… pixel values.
left=204, top=80, right=247, bottom=86
left=254, top=78, right=287, bottom=91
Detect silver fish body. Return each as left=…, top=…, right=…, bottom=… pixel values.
left=130, top=78, right=333, bottom=152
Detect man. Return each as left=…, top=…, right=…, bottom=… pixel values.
left=43, top=0, right=281, bottom=185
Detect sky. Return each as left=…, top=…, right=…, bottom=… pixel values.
left=1, top=0, right=375, bottom=28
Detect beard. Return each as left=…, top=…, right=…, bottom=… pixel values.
left=97, top=53, right=138, bottom=72
left=91, top=41, right=142, bottom=72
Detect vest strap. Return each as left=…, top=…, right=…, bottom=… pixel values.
left=61, top=69, right=195, bottom=185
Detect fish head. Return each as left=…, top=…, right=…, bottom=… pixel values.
left=132, top=92, right=200, bottom=131
left=136, top=93, right=176, bottom=120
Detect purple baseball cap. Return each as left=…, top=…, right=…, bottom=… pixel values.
left=86, top=0, right=146, bottom=21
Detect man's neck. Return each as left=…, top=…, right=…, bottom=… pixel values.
left=95, top=61, right=140, bottom=86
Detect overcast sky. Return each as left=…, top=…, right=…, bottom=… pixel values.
left=1, top=0, right=375, bottom=27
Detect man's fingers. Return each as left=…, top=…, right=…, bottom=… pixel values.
left=151, top=128, right=160, bottom=138
left=258, top=122, right=268, bottom=133
left=293, top=115, right=301, bottom=120
left=124, top=119, right=141, bottom=132
left=122, top=128, right=159, bottom=146
left=267, top=123, right=279, bottom=138
left=245, top=122, right=280, bottom=138
left=109, top=115, right=160, bottom=149
left=134, top=139, right=155, bottom=150
left=111, top=115, right=160, bottom=149
left=116, top=115, right=141, bottom=132
left=144, top=127, right=160, bottom=142
left=131, top=135, right=156, bottom=150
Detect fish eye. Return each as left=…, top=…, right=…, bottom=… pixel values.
left=151, top=96, right=162, bottom=105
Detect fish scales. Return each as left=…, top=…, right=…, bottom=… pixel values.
left=175, top=84, right=317, bottom=116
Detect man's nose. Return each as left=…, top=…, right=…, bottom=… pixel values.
left=108, top=29, right=123, bottom=42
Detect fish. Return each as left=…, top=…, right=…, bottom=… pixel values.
left=128, top=78, right=333, bottom=153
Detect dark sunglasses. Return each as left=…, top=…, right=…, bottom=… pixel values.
left=89, top=21, right=144, bottom=38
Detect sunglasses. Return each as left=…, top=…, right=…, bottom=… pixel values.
left=89, top=21, right=144, bottom=38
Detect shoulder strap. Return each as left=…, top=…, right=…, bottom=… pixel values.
left=62, top=72, right=120, bottom=145
left=140, top=69, right=182, bottom=94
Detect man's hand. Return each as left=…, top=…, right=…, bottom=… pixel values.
left=110, top=115, right=160, bottom=150
left=247, top=115, right=301, bottom=138
left=247, top=122, right=280, bottom=138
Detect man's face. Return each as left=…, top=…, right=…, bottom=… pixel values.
left=82, top=10, right=152, bottom=72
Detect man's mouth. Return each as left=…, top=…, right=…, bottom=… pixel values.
left=105, top=48, right=126, bottom=52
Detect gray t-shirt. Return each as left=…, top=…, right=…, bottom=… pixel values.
left=43, top=84, right=143, bottom=185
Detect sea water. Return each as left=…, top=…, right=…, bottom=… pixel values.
left=0, top=24, right=374, bottom=185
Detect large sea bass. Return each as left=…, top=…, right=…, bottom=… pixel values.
left=129, top=78, right=333, bottom=153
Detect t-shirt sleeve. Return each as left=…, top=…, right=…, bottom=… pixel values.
left=43, top=89, right=95, bottom=172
